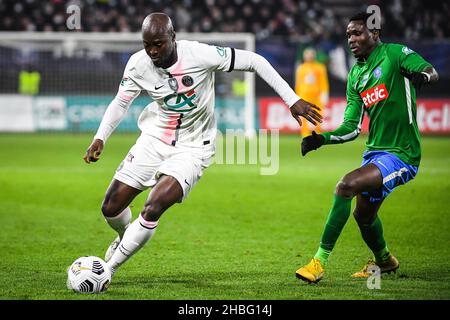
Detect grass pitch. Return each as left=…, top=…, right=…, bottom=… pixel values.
left=0, top=133, right=449, bottom=300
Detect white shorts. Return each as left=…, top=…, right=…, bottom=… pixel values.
left=114, top=134, right=215, bottom=201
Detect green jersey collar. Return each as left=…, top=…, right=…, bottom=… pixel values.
left=356, top=42, right=383, bottom=65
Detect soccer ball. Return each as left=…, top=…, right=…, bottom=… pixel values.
left=67, top=256, right=112, bottom=293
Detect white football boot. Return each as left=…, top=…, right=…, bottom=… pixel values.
left=105, top=236, right=121, bottom=262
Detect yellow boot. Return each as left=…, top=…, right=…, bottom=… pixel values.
left=351, top=255, right=399, bottom=278
left=295, top=258, right=325, bottom=284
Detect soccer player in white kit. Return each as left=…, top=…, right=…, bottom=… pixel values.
left=83, top=13, right=322, bottom=278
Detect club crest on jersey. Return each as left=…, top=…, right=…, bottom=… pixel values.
left=360, top=83, right=389, bottom=107
left=163, top=89, right=198, bottom=112
left=182, top=75, right=194, bottom=87
left=373, top=67, right=382, bottom=79
left=168, top=78, right=179, bottom=91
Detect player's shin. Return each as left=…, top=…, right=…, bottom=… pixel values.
left=104, top=207, right=132, bottom=239
left=314, top=194, right=352, bottom=264
left=357, top=216, right=390, bottom=263
left=106, top=214, right=158, bottom=274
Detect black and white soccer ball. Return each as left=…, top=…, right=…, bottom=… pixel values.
left=67, top=256, right=112, bottom=294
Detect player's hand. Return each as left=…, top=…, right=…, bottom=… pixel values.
left=301, top=131, right=325, bottom=156
left=83, top=139, right=104, bottom=164
left=400, top=69, right=428, bottom=91
left=290, top=99, right=323, bottom=128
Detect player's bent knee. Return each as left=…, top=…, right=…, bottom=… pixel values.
left=141, top=201, right=164, bottom=222
left=101, top=202, right=113, bottom=217
left=101, top=199, right=121, bottom=218
left=335, top=178, right=356, bottom=198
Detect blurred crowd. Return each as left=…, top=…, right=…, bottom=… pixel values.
left=0, top=0, right=449, bottom=41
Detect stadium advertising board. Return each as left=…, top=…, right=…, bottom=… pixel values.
left=65, top=96, right=147, bottom=132
left=1, top=95, right=449, bottom=134
left=0, top=95, right=34, bottom=132
left=0, top=95, right=245, bottom=132
left=259, top=97, right=450, bottom=134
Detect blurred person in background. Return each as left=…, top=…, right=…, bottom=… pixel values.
left=295, top=48, right=329, bottom=136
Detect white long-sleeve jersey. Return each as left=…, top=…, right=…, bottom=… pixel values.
left=94, top=40, right=300, bottom=147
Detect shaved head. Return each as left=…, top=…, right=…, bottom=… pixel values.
left=141, top=13, right=177, bottom=68
left=142, top=13, right=175, bottom=38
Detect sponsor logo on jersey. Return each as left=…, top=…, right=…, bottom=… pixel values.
left=373, top=66, right=382, bottom=79
left=163, top=89, right=198, bottom=112
left=360, top=83, right=389, bottom=107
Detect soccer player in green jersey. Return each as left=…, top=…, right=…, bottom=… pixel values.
left=295, top=12, right=439, bottom=284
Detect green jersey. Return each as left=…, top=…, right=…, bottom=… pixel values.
left=322, top=42, right=432, bottom=166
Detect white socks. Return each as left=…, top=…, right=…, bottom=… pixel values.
left=106, top=214, right=158, bottom=274
left=104, top=207, right=132, bottom=239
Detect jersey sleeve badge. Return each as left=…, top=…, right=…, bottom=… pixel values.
left=402, top=46, right=414, bottom=55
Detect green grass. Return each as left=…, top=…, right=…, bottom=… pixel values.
left=0, top=133, right=449, bottom=300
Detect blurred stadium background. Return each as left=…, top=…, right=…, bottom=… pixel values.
left=0, top=0, right=449, bottom=300
left=0, top=0, right=449, bottom=134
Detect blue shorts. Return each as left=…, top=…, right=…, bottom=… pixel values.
left=361, top=151, right=419, bottom=203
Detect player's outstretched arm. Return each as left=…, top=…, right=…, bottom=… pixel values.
left=290, top=99, right=323, bottom=128
left=232, top=49, right=323, bottom=126
left=83, top=76, right=140, bottom=164
left=83, top=53, right=142, bottom=165
left=82, top=98, right=128, bottom=164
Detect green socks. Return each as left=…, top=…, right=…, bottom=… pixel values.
left=314, top=247, right=332, bottom=265
left=357, top=216, right=390, bottom=263
left=314, top=194, right=352, bottom=265
left=312, top=194, right=391, bottom=266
